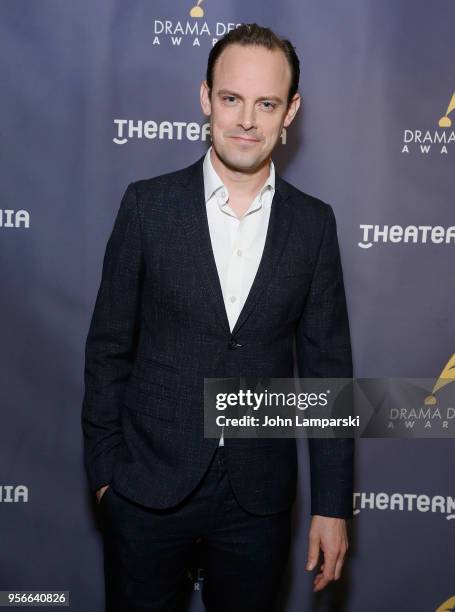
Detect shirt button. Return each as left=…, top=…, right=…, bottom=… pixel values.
left=237, top=249, right=242, bottom=256
left=230, top=296, right=236, bottom=303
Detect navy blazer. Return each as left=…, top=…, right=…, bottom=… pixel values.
left=81, top=154, right=354, bottom=517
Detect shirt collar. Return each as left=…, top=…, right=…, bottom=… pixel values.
left=203, top=145, right=275, bottom=207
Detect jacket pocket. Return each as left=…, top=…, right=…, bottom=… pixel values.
left=123, top=373, right=178, bottom=422
left=274, top=261, right=313, bottom=279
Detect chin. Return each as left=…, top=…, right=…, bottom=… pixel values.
left=229, top=157, right=260, bottom=173
left=217, top=147, right=265, bottom=173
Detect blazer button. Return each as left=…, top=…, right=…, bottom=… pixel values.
left=228, top=339, right=243, bottom=350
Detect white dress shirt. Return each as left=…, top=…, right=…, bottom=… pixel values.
left=202, top=146, right=276, bottom=445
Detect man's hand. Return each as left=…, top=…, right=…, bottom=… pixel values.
left=96, top=484, right=110, bottom=504
left=306, top=515, right=349, bottom=592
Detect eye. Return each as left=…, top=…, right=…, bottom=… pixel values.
left=260, top=101, right=276, bottom=111
left=222, top=95, right=237, bottom=104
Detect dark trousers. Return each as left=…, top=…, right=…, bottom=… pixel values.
left=100, top=445, right=292, bottom=612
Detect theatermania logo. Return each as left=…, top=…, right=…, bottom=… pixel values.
left=387, top=354, right=455, bottom=431
left=112, top=119, right=288, bottom=145
left=353, top=491, right=455, bottom=520
left=0, top=209, right=30, bottom=229
left=153, top=1, right=242, bottom=47
left=0, top=485, right=28, bottom=502
left=357, top=224, right=455, bottom=248
left=401, top=92, right=455, bottom=154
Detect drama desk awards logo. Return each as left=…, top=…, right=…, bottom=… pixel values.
left=153, top=1, right=241, bottom=47
left=189, top=0, right=205, bottom=17
left=424, top=354, right=455, bottom=406
left=402, top=92, right=455, bottom=155
left=436, top=596, right=455, bottom=612
left=438, top=93, right=455, bottom=128
left=387, top=354, right=455, bottom=432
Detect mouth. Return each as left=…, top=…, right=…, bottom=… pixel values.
left=230, top=135, right=261, bottom=144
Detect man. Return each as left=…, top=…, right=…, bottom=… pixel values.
left=82, top=23, right=354, bottom=612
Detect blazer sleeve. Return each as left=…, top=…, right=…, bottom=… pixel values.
left=295, top=203, right=355, bottom=518
left=81, top=182, right=144, bottom=492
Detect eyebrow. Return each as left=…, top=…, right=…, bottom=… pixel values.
left=216, top=89, right=284, bottom=104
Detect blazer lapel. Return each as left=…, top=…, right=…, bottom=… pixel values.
left=232, top=185, right=294, bottom=337
left=175, top=154, right=295, bottom=338
left=175, top=155, right=231, bottom=335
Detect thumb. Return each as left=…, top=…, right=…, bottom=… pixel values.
left=306, top=535, right=320, bottom=571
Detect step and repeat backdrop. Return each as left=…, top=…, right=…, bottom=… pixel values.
left=1, top=1, right=454, bottom=610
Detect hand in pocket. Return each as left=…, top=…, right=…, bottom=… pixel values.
left=96, top=484, right=110, bottom=504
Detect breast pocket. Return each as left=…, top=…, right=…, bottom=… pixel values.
left=263, top=264, right=312, bottom=322
left=275, top=260, right=313, bottom=279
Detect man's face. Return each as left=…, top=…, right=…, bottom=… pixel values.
left=200, top=43, right=300, bottom=174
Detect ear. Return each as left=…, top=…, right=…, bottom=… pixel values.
left=200, top=80, right=212, bottom=117
left=283, top=93, right=301, bottom=128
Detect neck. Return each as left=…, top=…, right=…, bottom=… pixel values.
left=210, top=147, right=270, bottom=200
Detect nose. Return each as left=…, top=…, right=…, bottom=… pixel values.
left=238, top=102, right=256, bottom=131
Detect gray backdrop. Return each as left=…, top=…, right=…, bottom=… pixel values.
left=1, top=1, right=454, bottom=610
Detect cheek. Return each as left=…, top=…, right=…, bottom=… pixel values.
left=210, top=114, right=228, bottom=135
left=216, top=110, right=237, bottom=129
left=211, top=103, right=233, bottom=122
left=211, top=124, right=226, bottom=143
left=262, top=121, right=282, bottom=141
left=214, top=118, right=229, bottom=131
